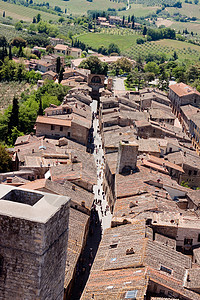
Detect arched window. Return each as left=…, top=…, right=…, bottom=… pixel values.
left=91, top=76, right=101, bottom=84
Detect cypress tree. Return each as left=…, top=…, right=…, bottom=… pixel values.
left=58, top=67, right=64, bottom=84
left=56, top=56, right=61, bottom=74
left=143, top=26, right=147, bottom=36
left=8, top=96, right=19, bottom=136
left=9, top=45, right=12, bottom=60
left=38, top=98, right=43, bottom=116
left=122, top=16, right=125, bottom=26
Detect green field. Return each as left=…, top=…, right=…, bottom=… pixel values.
left=166, top=3, right=200, bottom=20
left=170, top=20, right=200, bottom=35
left=0, top=0, right=160, bottom=20
left=118, top=3, right=158, bottom=17
left=124, top=39, right=200, bottom=61
left=34, top=0, right=125, bottom=16
left=0, top=1, right=59, bottom=21
left=78, top=31, right=140, bottom=52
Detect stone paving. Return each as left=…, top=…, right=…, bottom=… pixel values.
left=91, top=100, right=112, bottom=233
left=69, top=100, right=112, bottom=299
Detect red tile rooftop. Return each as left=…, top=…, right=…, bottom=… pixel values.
left=36, top=116, right=72, bottom=127
left=169, top=82, right=200, bottom=97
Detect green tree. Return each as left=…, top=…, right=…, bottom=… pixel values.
left=158, top=65, right=169, bottom=90
left=15, top=21, right=23, bottom=31
left=181, top=181, right=190, bottom=188
left=173, top=51, right=178, bottom=60
left=8, top=126, right=24, bottom=146
left=14, top=63, right=26, bottom=80
left=126, top=70, right=145, bottom=90
left=28, top=23, right=36, bottom=34
left=11, top=37, right=27, bottom=48
left=186, top=65, right=200, bottom=83
left=144, top=62, right=159, bottom=75
left=0, top=145, right=12, bottom=173
left=79, top=56, right=108, bottom=75
left=143, top=26, right=147, bottom=36
left=2, top=11, right=5, bottom=18
left=108, top=43, right=120, bottom=55
left=135, top=55, right=144, bottom=72
left=58, top=17, right=65, bottom=23
left=0, top=35, right=7, bottom=61
left=110, top=57, right=132, bottom=75
left=144, top=72, right=155, bottom=82
left=46, top=45, right=54, bottom=54
left=36, top=13, right=41, bottom=23
left=18, top=44, right=24, bottom=57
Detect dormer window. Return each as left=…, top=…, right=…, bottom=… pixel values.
left=160, top=265, right=172, bottom=275
left=110, top=243, right=118, bottom=249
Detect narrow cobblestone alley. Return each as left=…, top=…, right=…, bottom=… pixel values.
left=91, top=99, right=112, bottom=232
left=69, top=99, right=112, bottom=300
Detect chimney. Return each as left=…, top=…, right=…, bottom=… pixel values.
left=116, top=141, right=138, bottom=174
left=72, top=185, right=76, bottom=191
left=6, top=177, right=12, bottom=183
left=32, top=149, right=34, bottom=153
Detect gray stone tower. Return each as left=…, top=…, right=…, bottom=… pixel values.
left=116, top=140, right=138, bottom=174
left=0, top=185, right=71, bottom=300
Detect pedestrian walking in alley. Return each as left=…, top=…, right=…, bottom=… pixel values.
left=101, top=208, right=103, bottom=217
left=104, top=209, right=107, bottom=216
left=98, top=189, right=100, bottom=195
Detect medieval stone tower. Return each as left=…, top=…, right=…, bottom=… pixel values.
left=116, top=140, right=138, bottom=174
left=0, top=185, right=70, bottom=300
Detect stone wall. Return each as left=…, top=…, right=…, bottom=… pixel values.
left=0, top=196, right=70, bottom=300
left=36, top=123, right=71, bottom=139
left=36, top=121, right=89, bottom=146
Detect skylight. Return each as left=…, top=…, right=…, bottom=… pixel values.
left=125, top=290, right=138, bottom=299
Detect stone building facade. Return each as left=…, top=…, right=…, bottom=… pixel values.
left=0, top=185, right=70, bottom=300
left=116, top=141, right=138, bottom=174
left=35, top=116, right=90, bottom=146
left=169, top=83, right=200, bottom=116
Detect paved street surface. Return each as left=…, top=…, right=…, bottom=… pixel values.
left=91, top=100, right=112, bottom=233
left=70, top=100, right=112, bottom=300
left=113, top=77, right=126, bottom=91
